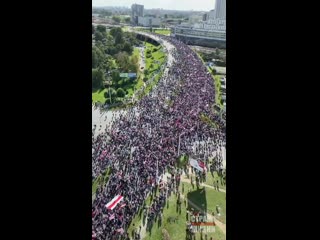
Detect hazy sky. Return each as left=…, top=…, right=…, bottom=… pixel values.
left=92, top=0, right=216, bottom=11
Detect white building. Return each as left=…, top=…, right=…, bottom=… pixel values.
left=138, top=17, right=161, bottom=27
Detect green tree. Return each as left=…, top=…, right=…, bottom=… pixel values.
left=104, top=88, right=117, bottom=99
left=110, top=27, right=123, bottom=44
left=111, top=70, right=120, bottom=85
left=94, top=31, right=104, bottom=42
left=116, top=88, right=126, bottom=97
left=92, top=25, right=95, bottom=34
left=124, top=17, right=131, bottom=23
left=110, top=27, right=123, bottom=38
left=92, top=50, right=98, bottom=68
left=92, top=46, right=105, bottom=68
left=115, top=34, right=124, bottom=45
left=112, top=16, right=121, bottom=23
left=115, top=52, right=130, bottom=71
left=92, top=68, right=105, bottom=89
left=96, top=25, right=106, bottom=33
left=122, top=41, right=133, bottom=54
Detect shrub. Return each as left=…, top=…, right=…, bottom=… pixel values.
left=116, top=88, right=126, bottom=97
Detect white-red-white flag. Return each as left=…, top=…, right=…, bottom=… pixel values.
left=105, top=195, right=124, bottom=210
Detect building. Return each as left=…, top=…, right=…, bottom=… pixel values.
left=208, top=10, right=215, bottom=20
left=171, top=0, right=226, bottom=48
left=138, top=17, right=161, bottom=27
left=203, top=13, right=209, bottom=21
left=215, top=0, right=226, bottom=20
left=131, top=4, right=144, bottom=25
left=171, top=18, right=226, bottom=48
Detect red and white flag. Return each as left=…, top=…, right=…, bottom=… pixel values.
left=190, top=158, right=206, bottom=172
left=105, top=195, right=124, bottom=210
left=116, top=228, right=124, bottom=234
left=198, top=161, right=207, bottom=172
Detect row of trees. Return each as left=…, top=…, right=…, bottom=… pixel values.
left=92, top=25, right=141, bottom=103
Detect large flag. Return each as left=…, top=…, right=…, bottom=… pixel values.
left=105, top=195, right=124, bottom=210
left=189, top=158, right=206, bottom=172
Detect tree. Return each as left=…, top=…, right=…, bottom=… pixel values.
left=92, top=25, right=95, bottom=34
left=92, top=69, right=105, bottom=89
left=94, top=31, right=104, bottom=42
left=92, top=46, right=105, bottom=68
left=92, top=50, right=98, bottom=68
left=115, top=33, right=124, bottom=45
left=96, top=25, right=106, bottom=33
left=215, top=48, right=220, bottom=56
left=111, top=70, right=120, bottom=85
left=129, top=55, right=139, bottom=72
left=164, top=14, right=168, bottom=18
left=124, top=17, right=131, bottom=23
left=112, top=16, right=121, bottom=24
left=116, top=88, right=126, bottom=97
left=104, top=88, right=117, bottom=98
left=115, top=52, right=130, bottom=71
left=123, top=41, right=133, bottom=54
left=110, top=27, right=123, bottom=38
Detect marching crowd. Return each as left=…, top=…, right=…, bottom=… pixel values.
left=92, top=33, right=226, bottom=240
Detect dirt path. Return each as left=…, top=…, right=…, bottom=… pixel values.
left=180, top=178, right=226, bottom=193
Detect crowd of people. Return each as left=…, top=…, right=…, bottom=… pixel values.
left=92, top=33, right=226, bottom=240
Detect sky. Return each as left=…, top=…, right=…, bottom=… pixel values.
left=92, top=0, right=215, bottom=11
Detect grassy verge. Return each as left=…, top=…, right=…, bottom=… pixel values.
left=92, top=167, right=111, bottom=196
left=141, top=182, right=225, bottom=240
left=154, top=29, right=171, bottom=35
left=183, top=182, right=226, bottom=224
left=204, top=170, right=226, bottom=190
left=92, top=88, right=107, bottom=103
left=213, top=74, right=223, bottom=108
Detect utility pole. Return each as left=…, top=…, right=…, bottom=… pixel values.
left=109, top=86, right=112, bottom=104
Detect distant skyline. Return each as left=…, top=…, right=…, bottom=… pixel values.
left=92, top=0, right=216, bottom=11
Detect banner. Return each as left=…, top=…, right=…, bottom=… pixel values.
left=189, top=158, right=206, bottom=172
left=105, top=195, right=124, bottom=210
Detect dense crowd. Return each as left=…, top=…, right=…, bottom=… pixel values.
left=92, top=33, right=226, bottom=240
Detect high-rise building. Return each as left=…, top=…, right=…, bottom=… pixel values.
left=131, top=4, right=144, bottom=25
left=214, top=0, right=226, bottom=20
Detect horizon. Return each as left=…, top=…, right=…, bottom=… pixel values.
left=92, top=0, right=216, bottom=11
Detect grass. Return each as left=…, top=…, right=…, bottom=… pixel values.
left=141, top=182, right=226, bottom=240
left=213, top=75, right=223, bottom=108
left=200, top=113, right=217, bottom=129
left=204, top=171, right=226, bottom=190
left=92, top=167, right=111, bottom=196
left=154, top=29, right=171, bottom=35
left=184, top=182, right=226, bottom=224
left=92, top=47, right=144, bottom=104
left=92, top=88, right=107, bottom=103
